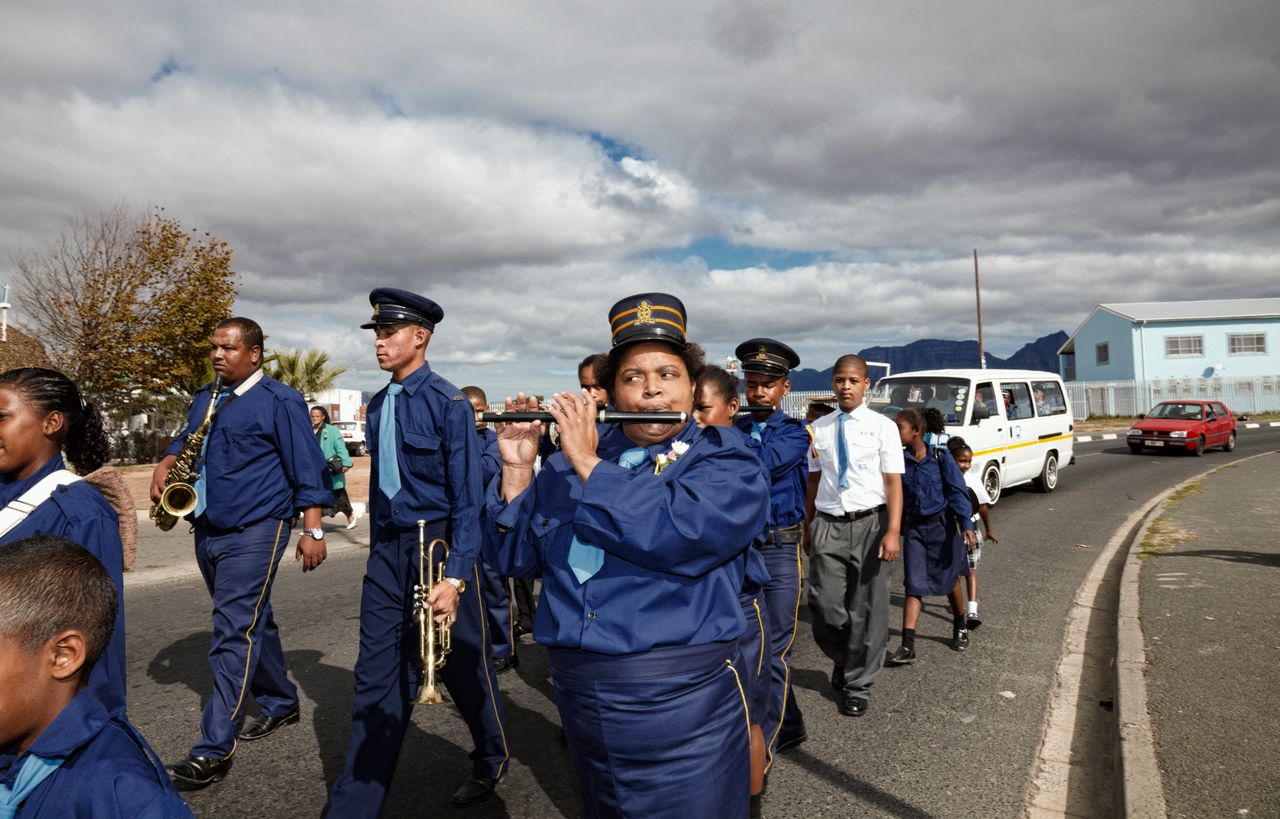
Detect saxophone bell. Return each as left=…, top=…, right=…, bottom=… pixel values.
left=150, top=376, right=223, bottom=531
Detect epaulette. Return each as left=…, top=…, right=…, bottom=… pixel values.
left=428, top=372, right=466, bottom=402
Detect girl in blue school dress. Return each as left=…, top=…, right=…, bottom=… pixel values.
left=885, top=407, right=976, bottom=666
left=694, top=364, right=772, bottom=815
left=0, top=367, right=127, bottom=715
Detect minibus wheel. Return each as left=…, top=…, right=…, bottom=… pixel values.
left=1033, top=452, right=1058, bottom=493
left=982, top=462, right=1002, bottom=505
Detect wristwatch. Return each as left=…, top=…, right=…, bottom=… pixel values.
left=302, top=527, right=325, bottom=540
left=442, top=576, right=466, bottom=593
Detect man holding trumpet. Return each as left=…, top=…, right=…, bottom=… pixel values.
left=484, top=293, right=770, bottom=818
left=326, top=288, right=509, bottom=815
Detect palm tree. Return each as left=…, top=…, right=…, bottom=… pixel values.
left=265, top=348, right=351, bottom=400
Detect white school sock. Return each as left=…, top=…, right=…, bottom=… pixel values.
left=966, top=600, right=978, bottom=615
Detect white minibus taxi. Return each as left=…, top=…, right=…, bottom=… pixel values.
left=865, top=369, right=1074, bottom=503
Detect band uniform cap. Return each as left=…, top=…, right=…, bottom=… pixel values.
left=736, top=337, right=800, bottom=376
left=360, top=287, right=444, bottom=330
left=608, top=293, right=688, bottom=349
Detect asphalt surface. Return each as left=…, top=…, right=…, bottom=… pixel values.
left=1139, top=452, right=1280, bottom=819
left=122, top=426, right=1280, bottom=818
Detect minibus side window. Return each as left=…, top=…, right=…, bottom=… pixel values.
left=1031, top=380, right=1068, bottom=417
left=974, top=382, right=997, bottom=422
left=1004, top=382, right=1033, bottom=420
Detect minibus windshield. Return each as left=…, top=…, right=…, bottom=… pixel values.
left=867, top=377, right=971, bottom=424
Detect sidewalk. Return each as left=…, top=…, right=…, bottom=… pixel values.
left=1137, top=452, right=1280, bottom=817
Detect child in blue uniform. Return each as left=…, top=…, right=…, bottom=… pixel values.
left=694, top=364, right=771, bottom=815
left=0, top=535, right=192, bottom=818
left=0, top=368, right=126, bottom=717
left=464, top=385, right=518, bottom=672
left=487, top=294, right=770, bottom=819
left=886, top=408, right=976, bottom=665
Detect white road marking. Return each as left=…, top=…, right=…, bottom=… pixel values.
left=1102, top=434, right=1118, bottom=440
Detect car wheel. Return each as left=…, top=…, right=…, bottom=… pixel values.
left=982, top=462, right=1002, bottom=505
left=1193, top=435, right=1205, bottom=456
left=1128, top=443, right=1143, bottom=454
left=1223, top=431, right=1236, bottom=452
left=1033, top=452, right=1058, bottom=493
left=356, top=443, right=368, bottom=457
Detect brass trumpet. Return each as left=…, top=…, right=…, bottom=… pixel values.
left=412, top=519, right=452, bottom=705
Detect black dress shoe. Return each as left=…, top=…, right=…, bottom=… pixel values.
left=774, top=731, right=807, bottom=752
left=830, top=663, right=845, bottom=690
left=167, top=755, right=233, bottom=791
left=966, top=611, right=983, bottom=630
left=885, top=645, right=916, bottom=666
left=493, top=656, right=519, bottom=674
left=839, top=695, right=868, bottom=717
left=451, top=776, right=498, bottom=805
left=237, top=709, right=300, bottom=741
left=951, top=629, right=971, bottom=652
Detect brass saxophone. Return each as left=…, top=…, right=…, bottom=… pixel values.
left=412, top=519, right=452, bottom=704
left=150, top=376, right=223, bottom=531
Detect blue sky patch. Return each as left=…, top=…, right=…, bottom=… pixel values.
left=648, top=236, right=829, bottom=271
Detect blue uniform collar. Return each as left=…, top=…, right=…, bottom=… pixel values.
left=389, top=361, right=432, bottom=397
left=599, top=417, right=701, bottom=462
left=0, top=454, right=67, bottom=505
left=0, top=688, right=106, bottom=787
left=734, top=409, right=786, bottom=432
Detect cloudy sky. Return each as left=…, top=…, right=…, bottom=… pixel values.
left=2, top=1, right=1277, bottom=394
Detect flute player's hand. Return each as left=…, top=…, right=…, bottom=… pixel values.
left=494, top=393, right=543, bottom=470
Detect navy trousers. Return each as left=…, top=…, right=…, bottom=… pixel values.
left=479, top=558, right=515, bottom=660
left=192, top=519, right=298, bottom=760
left=550, top=640, right=750, bottom=819
left=760, top=535, right=806, bottom=764
left=327, top=523, right=509, bottom=817
left=738, top=587, right=771, bottom=724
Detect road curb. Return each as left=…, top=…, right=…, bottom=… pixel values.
left=1112, top=452, right=1272, bottom=818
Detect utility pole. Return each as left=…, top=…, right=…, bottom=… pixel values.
left=973, top=249, right=985, bottom=369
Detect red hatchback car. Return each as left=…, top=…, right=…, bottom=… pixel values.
left=1127, top=400, right=1237, bottom=455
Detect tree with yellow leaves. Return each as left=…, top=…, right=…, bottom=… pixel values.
left=13, top=204, right=238, bottom=412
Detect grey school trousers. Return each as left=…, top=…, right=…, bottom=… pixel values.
left=807, top=508, right=890, bottom=698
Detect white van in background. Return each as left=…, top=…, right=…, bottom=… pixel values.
left=866, top=369, right=1074, bottom=503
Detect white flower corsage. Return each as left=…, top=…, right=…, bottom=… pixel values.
left=653, top=440, right=690, bottom=476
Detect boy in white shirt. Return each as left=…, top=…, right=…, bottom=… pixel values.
left=804, top=355, right=904, bottom=717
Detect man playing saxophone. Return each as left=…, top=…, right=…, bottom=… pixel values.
left=149, top=317, right=332, bottom=791
left=326, top=289, right=509, bottom=815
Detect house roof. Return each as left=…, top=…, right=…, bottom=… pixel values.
left=1058, top=298, right=1280, bottom=355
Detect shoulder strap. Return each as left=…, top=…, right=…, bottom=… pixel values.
left=0, top=470, right=83, bottom=538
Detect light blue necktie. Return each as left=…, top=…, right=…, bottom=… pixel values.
left=193, top=389, right=227, bottom=519
left=0, top=753, right=62, bottom=818
left=378, top=383, right=404, bottom=499
left=751, top=421, right=767, bottom=442
left=836, top=412, right=852, bottom=490
left=567, top=447, right=649, bottom=584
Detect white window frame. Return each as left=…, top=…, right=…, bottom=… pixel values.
left=1164, top=335, right=1204, bottom=358
left=1227, top=332, right=1266, bottom=355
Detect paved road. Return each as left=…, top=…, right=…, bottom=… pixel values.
left=123, top=427, right=1280, bottom=818
left=1140, top=452, right=1280, bottom=819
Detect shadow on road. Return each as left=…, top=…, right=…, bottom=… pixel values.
left=148, top=631, right=214, bottom=704
left=1153, top=548, right=1280, bottom=567
left=782, top=748, right=940, bottom=818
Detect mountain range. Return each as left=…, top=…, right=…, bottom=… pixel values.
left=787, top=331, right=1068, bottom=391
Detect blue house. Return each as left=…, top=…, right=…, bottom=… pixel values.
left=1058, top=298, right=1280, bottom=382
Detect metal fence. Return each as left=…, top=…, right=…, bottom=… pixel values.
left=1064, top=376, right=1280, bottom=419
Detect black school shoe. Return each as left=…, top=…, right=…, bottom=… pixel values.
left=951, top=628, right=971, bottom=651
left=237, top=709, right=300, bottom=741
left=839, top=695, right=868, bottom=717
left=885, top=645, right=916, bottom=666
left=452, top=775, right=499, bottom=805
left=167, top=755, right=233, bottom=791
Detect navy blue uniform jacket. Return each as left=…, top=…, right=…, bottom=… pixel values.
left=485, top=420, right=770, bottom=654
left=165, top=374, right=332, bottom=530
left=0, top=457, right=127, bottom=717
left=902, top=446, right=975, bottom=526
left=366, top=363, right=482, bottom=580
left=735, top=410, right=809, bottom=528
left=0, top=689, right=192, bottom=817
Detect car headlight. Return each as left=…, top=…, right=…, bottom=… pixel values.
left=1169, top=430, right=1188, bottom=438
left=1127, top=428, right=1143, bottom=436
